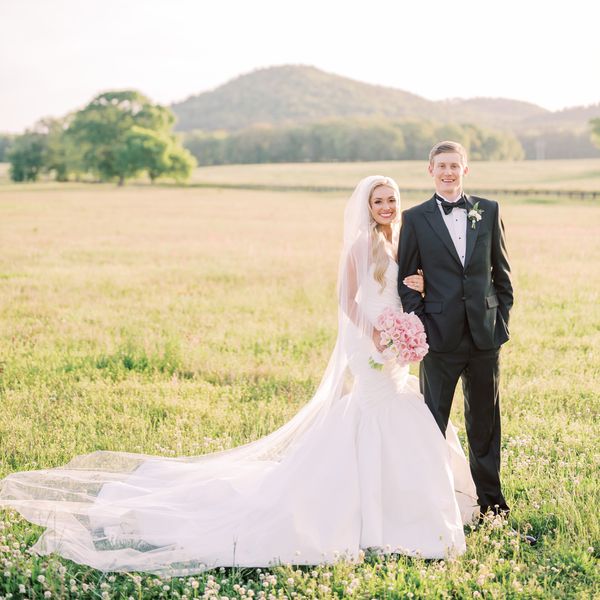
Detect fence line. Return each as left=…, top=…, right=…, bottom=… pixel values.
left=188, top=182, right=599, bottom=199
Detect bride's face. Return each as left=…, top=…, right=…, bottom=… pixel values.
left=369, top=185, right=398, bottom=226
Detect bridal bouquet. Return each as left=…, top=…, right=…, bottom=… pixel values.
left=369, top=307, right=429, bottom=370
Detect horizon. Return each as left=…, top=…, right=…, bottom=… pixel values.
left=1, top=0, right=598, bottom=133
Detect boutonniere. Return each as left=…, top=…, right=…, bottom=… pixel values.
left=467, top=201, right=484, bottom=229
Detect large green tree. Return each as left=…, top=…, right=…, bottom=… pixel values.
left=67, top=91, right=195, bottom=184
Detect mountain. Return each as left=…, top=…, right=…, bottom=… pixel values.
left=170, top=65, right=600, bottom=159
left=172, top=65, right=438, bottom=131
left=171, top=65, right=597, bottom=133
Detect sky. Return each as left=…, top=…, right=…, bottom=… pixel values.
left=1, top=0, right=598, bottom=133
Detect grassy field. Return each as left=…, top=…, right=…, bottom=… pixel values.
left=0, top=174, right=599, bottom=598
left=2, top=158, right=600, bottom=192
left=186, top=159, right=600, bottom=192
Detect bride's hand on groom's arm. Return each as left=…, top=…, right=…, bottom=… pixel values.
left=403, top=269, right=425, bottom=296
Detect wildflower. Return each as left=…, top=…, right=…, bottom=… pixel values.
left=37, top=575, right=46, bottom=583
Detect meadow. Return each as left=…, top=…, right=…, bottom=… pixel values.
left=0, top=162, right=599, bottom=598
left=185, top=159, right=600, bottom=192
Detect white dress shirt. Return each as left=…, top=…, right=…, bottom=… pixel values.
left=436, top=193, right=467, bottom=266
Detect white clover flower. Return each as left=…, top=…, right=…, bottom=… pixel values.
left=44, top=592, right=52, bottom=599
left=37, top=575, right=46, bottom=583
left=18, top=586, right=26, bottom=595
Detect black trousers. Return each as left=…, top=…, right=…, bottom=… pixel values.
left=419, top=326, right=509, bottom=514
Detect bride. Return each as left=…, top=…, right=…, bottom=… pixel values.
left=0, top=176, right=477, bottom=576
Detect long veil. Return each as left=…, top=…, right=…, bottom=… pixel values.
left=0, top=176, right=400, bottom=573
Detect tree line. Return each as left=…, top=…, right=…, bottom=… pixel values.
left=4, top=108, right=600, bottom=179
left=5, top=91, right=196, bottom=184
left=182, top=119, right=526, bottom=165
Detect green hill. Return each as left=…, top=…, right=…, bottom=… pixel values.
left=170, top=65, right=590, bottom=133
left=172, top=65, right=438, bottom=131
left=170, top=65, right=600, bottom=159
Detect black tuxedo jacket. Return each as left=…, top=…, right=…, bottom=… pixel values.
left=397, top=195, right=513, bottom=352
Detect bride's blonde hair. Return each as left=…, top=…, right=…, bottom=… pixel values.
left=368, top=178, right=400, bottom=292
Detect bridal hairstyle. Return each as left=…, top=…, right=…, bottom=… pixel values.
left=368, top=178, right=400, bottom=292
left=429, top=140, right=468, bottom=165
left=0, top=176, right=399, bottom=575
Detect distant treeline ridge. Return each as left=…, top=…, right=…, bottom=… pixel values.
left=182, top=119, right=524, bottom=165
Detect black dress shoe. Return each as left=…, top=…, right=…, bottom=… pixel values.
left=516, top=530, right=538, bottom=546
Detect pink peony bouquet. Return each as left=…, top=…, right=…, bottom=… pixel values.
left=369, top=307, right=429, bottom=370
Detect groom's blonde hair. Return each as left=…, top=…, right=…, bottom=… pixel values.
left=429, top=141, right=468, bottom=165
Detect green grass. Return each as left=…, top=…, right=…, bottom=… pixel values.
left=2, top=158, right=600, bottom=192
left=0, top=181, right=599, bottom=598
left=185, top=159, right=600, bottom=192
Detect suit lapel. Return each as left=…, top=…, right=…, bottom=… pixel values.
left=463, top=195, right=480, bottom=269
left=423, top=196, right=463, bottom=268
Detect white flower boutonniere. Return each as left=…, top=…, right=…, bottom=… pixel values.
left=467, top=201, right=484, bottom=229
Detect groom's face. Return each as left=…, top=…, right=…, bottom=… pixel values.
left=428, top=152, right=469, bottom=199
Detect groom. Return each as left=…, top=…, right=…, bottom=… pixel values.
left=397, top=141, right=512, bottom=517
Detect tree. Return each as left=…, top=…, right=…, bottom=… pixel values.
left=7, top=131, right=47, bottom=181
left=66, top=90, right=192, bottom=184
left=116, top=126, right=196, bottom=183
left=36, top=117, right=84, bottom=181
left=164, top=145, right=196, bottom=182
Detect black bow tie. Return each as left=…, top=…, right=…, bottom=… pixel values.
left=437, top=195, right=467, bottom=215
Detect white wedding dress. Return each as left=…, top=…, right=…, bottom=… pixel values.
left=0, top=259, right=477, bottom=576
left=0, top=176, right=478, bottom=576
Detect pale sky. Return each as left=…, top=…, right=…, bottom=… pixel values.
left=1, top=0, right=598, bottom=133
